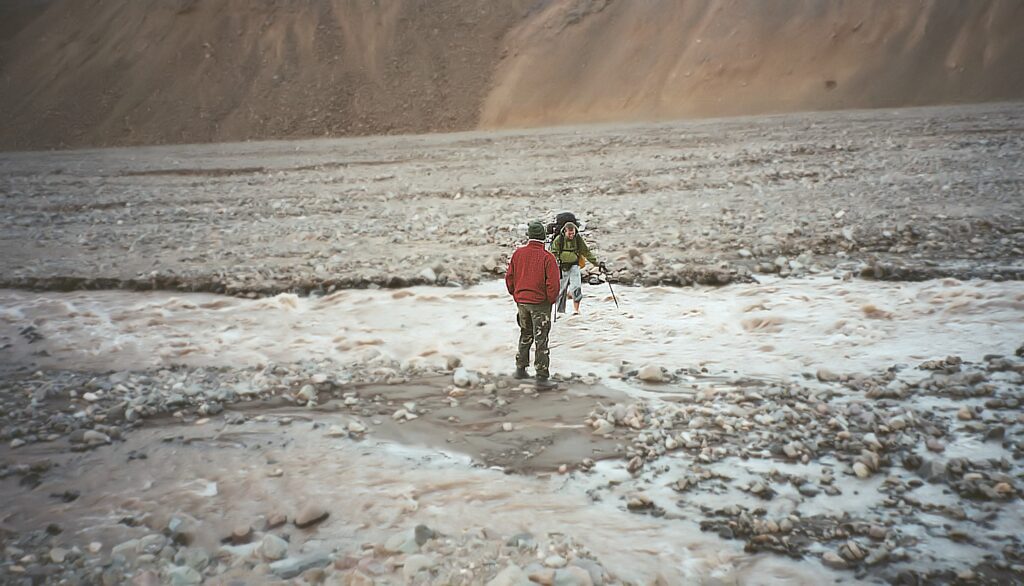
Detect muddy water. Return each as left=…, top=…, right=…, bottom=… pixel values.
left=2, top=277, right=1023, bottom=386
left=1, top=277, right=1022, bottom=584
left=2, top=410, right=835, bottom=585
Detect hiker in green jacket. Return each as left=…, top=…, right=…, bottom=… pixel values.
left=549, top=222, right=606, bottom=316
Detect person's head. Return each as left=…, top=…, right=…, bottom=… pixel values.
left=527, top=220, right=546, bottom=241
left=562, top=222, right=577, bottom=240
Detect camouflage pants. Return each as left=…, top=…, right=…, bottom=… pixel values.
left=515, top=302, right=552, bottom=378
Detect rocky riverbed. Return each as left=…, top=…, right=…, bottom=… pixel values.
left=1, top=102, right=1023, bottom=585
left=1, top=103, right=1023, bottom=296
left=0, top=277, right=1022, bottom=585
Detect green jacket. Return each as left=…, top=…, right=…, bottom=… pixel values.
left=550, top=234, right=599, bottom=267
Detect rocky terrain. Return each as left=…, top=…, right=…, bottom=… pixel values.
left=0, top=102, right=1022, bottom=585
left=1, top=103, right=1022, bottom=298
left=0, top=342, right=1022, bottom=584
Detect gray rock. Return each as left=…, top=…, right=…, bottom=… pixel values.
left=269, top=554, right=332, bottom=580
left=554, top=567, right=595, bottom=586
left=821, top=551, right=848, bottom=569
left=487, top=564, right=530, bottom=586
left=798, top=484, right=821, bottom=497
left=816, top=368, right=840, bottom=382
left=165, top=565, right=202, bottom=586
left=83, top=430, right=111, bottom=445
left=258, top=534, right=288, bottom=561
left=452, top=367, right=476, bottom=388
left=297, top=385, right=317, bottom=403
left=137, top=534, right=168, bottom=555
left=544, top=555, right=568, bottom=568
left=919, top=459, right=947, bottom=483
left=174, top=547, right=209, bottom=572
left=414, top=524, right=435, bottom=546
left=636, top=365, right=666, bottom=383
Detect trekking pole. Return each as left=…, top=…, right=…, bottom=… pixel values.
left=602, top=266, right=619, bottom=308
left=553, top=277, right=568, bottom=323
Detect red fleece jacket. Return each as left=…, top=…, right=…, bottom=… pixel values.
left=505, top=240, right=560, bottom=305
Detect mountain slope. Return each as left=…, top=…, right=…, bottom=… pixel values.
left=2, top=0, right=1022, bottom=150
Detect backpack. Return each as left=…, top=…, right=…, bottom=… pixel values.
left=545, top=212, right=578, bottom=238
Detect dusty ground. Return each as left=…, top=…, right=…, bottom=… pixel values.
left=1, top=103, right=1022, bottom=297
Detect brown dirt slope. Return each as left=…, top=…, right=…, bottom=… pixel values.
left=1, top=0, right=1023, bottom=151
left=0, top=0, right=534, bottom=150
left=482, top=0, right=1024, bottom=127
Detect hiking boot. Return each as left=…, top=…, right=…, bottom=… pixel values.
left=535, top=376, right=557, bottom=390
left=514, top=367, right=529, bottom=380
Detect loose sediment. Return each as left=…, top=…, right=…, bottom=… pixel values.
left=2, top=103, right=1022, bottom=298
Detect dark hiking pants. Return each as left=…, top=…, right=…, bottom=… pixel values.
left=515, top=302, right=552, bottom=378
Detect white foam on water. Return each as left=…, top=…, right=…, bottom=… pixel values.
left=2, top=277, right=1022, bottom=390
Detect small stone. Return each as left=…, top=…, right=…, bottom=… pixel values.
left=165, top=565, right=202, bottom=586
left=816, top=368, right=840, bottom=382
left=487, top=564, right=529, bottom=586
left=926, top=438, right=945, bottom=452
left=821, top=551, right=848, bottom=569
left=554, top=566, right=595, bottom=586
left=270, top=554, right=332, bottom=580
left=636, top=365, right=665, bottom=383
left=501, top=422, right=514, bottom=432
left=294, top=505, right=329, bottom=528
left=83, top=430, right=111, bottom=445
left=957, top=406, right=973, bottom=420
left=868, top=526, right=888, bottom=540
left=798, top=484, right=821, bottom=497
left=347, top=421, right=367, bottom=434
left=544, top=555, right=568, bottom=568
left=297, top=385, right=317, bottom=403
left=994, top=482, right=1014, bottom=496
left=592, top=419, right=615, bottom=435
left=266, top=512, right=288, bottom=529
left=230, top=525, right=253, bottom=545
left=452, top=367, right=475, bottom=388
left=137, top=534, right=168, bottom=554
left=49, top=548, right=68, bottom=563
left=258, top=534, right=289, bottom=561
left=919, top=459, right=947, bottom=483
left=414, top=524, right=434, bottom=546
left=325, top=425, right=346, bottom=437
left=853, top=462, right=871, bottom=478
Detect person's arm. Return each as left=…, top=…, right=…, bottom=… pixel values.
left=577, top=236, right=599, bottom=266
left=505, top=253, right=517, bottom=295
left=545, top=252, right=560, bottom=304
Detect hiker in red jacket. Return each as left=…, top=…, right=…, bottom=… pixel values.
left=505, top=220, right=560, bottom=389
